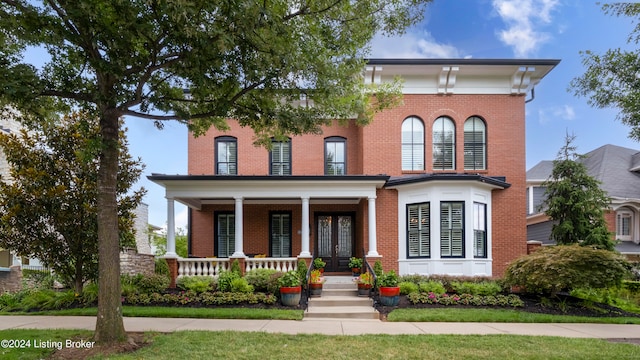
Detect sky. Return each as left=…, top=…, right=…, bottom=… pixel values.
left=27, top=0, right=640, bottom=231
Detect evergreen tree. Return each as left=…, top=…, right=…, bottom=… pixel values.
left=541, top=134, right=614, bottom=250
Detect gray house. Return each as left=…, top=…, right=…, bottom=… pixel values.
left=526, top=144, right=640, bottom=258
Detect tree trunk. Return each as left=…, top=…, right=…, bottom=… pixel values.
left=75, top=259, right=83, bottom=295
left=94, top=109, right=127, bottom=343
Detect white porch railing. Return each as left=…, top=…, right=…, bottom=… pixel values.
left=176, top=257, right=299, bottom=278
left=177, top=258, right=230, bottom=278
left=245, top=257, right=298, bottom=273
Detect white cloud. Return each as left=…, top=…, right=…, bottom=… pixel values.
left=492, top=0, right=560, bottom=57
left=369, top=31, right=461, bottom=58
left=538, top=104, right=575, bottom=124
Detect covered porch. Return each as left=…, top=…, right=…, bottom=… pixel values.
left=148, top=175, right=388, bottom=284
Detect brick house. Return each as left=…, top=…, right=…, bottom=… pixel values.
left=149, top=58, right=559, bottom=280
left=527, top=144, right=640, bottom=260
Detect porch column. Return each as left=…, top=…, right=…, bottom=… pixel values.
left=232, top=196, right=245, bottom=257
left=299, top=196, right=311, bottom=257
left=165, top=197, right=177, bottom=258
left=367, top=196, right=379, bottom=256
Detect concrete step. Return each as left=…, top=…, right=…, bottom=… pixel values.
left=308, top=295, right=372, bottom=307
left=305, top=305, right=379, bottom=320
left=323, top=283, right=357, bottom=290
left=320, top=288, right=357, bottom=297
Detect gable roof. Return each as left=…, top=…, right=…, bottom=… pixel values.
left=527, top=144, right=640, bottom=199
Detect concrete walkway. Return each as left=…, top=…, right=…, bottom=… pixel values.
left=1, top=316, right=639, bottom=338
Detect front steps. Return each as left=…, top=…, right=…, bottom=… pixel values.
left=305, top=276, right=379, bottom=320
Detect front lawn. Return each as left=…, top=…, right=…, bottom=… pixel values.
left=2, top=330, right=639, bottom=360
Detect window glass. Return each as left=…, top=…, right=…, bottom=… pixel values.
left=407, top=203, right=430, bottom=257
left=271, top=213, right=291, bottom=257
left=325, top=138, right=346, bottom=175
left=473, top=203, right=487, bottom=258
left=464, top=117, right=486, bottom=170
left=216, top=137, right=237, bottom=175
left=433, top=117, right=455, bottom=170
left=401, top=117, right=425, bottom=171
left=216, top=213, right=235, bottom=257
left=271, top=139, right=291, bottom=175
left=441, top=202, right=464, bottom=257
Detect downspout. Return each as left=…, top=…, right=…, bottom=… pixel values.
left=525, top=87, right=535, bottom=103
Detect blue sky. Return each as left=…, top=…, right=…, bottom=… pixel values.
left=24, top=1, right=640, bottom=230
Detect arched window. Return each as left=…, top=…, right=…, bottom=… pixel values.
left=215, top=136, right=237, bottom=175
left=433, top=117, right=455, bottom=170
left=464, top=117, right=486, bottom=170
left=401, top=117, right=424, bottom=171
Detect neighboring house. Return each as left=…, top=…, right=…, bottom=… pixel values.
left=0, top=112, right=152, bottom=270
left=150, top=58, right=559, bottom=278
left=0, top=114, right=24, bottom=269
left=527, top=144, right=640, bottom=258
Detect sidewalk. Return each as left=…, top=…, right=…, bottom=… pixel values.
left=1, top=316, right=639, bottom=338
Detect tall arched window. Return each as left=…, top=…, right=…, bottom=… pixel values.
left=433, top=117, right=455, bottom=170
left=401, top=117, right=424, bottom=171
left=464, top=117, right=486, bottom=170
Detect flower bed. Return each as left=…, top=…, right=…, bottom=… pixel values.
left=407, top=292, right=524, bottom=307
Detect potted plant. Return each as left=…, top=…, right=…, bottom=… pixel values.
left=356, top=272, right=373, bottom=296
left=308, top=269, right=325, bottom=297
left=378, top=270, right=400, bottom=306
left=348, top=257, right=363, bottom=275
left=313, top=257, right=326, bottom=273
left=278, top=270, right=301, bottom=306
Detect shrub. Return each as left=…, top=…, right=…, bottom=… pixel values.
left=155, top=258, right=170, bottom=276
left=230, top=277, right=254, bottom=293
left=245, top=268, right=278, bottom=292
left=176, top=276, right=215, bottom=293
left=136, top=274, right=170, bottom=294
left=399, top=274, right=428, bottom=285
left=278, top=270, right=301, bottom=287
left=217, top=270, right=240, bottom=292
left=451, top=281, right=502, bottom=296
left=419, top=280, right=446, bottom=295
left=399, top=281, right=419, bottom=295
left=504, top=244, right=631, bottom=295
left=81, top=282, right=98, bottom=305
left=297, top=259, right=308, bottom=284
left=267, top=272, right=285, bottom=295
left=230, top=259, right=242, bottom=276
left=373, top=261, right=383, bottom=277
left=378, top=270, right=399, bottom=287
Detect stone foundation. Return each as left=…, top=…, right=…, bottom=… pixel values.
left=120, top=248, right=155, bottom=276
left=0, top=265, right=22, bottom=293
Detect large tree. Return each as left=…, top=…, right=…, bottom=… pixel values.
left=0, top=0, right=431, bottom=343
left=541, top=134, right=614, bottom=251
left=570, top=3, right=640, bottom=141
left=0, top=112, right=145, bottom=294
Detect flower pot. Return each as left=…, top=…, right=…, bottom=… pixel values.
left=318, top=268, right=324, bottom=274
left=280, top=286, right=302, bottom=306
left=351, top=267, right=361, bottom=276
left=309, top=283, right=323, bottom=297
left=357, top=283, right=371, bottom=297
left=379, top=286, right=400, bottom=306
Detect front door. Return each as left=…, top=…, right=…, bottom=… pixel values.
left=316, top=213, right=354, bottom=272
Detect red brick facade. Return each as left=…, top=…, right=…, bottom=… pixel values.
left=146, top=60, right=560, bottom=278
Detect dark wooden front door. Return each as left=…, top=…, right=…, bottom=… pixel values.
left=316, top=213, right=354, bottom=272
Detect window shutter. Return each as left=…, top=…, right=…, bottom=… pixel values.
left=441, top=203, right=464, bottom=257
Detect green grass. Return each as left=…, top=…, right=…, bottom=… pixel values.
left=1, top=306, right=303, bottom=320
left=98, top=331, right=640, bottom=360
left=3, top=330, right=638, bottom=360
left=387, top=308, right=640, bottom=324
left=0, top=329, right=92, bottom=359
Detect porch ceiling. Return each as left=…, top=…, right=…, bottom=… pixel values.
left=148, top=174, right=389, bottom=210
